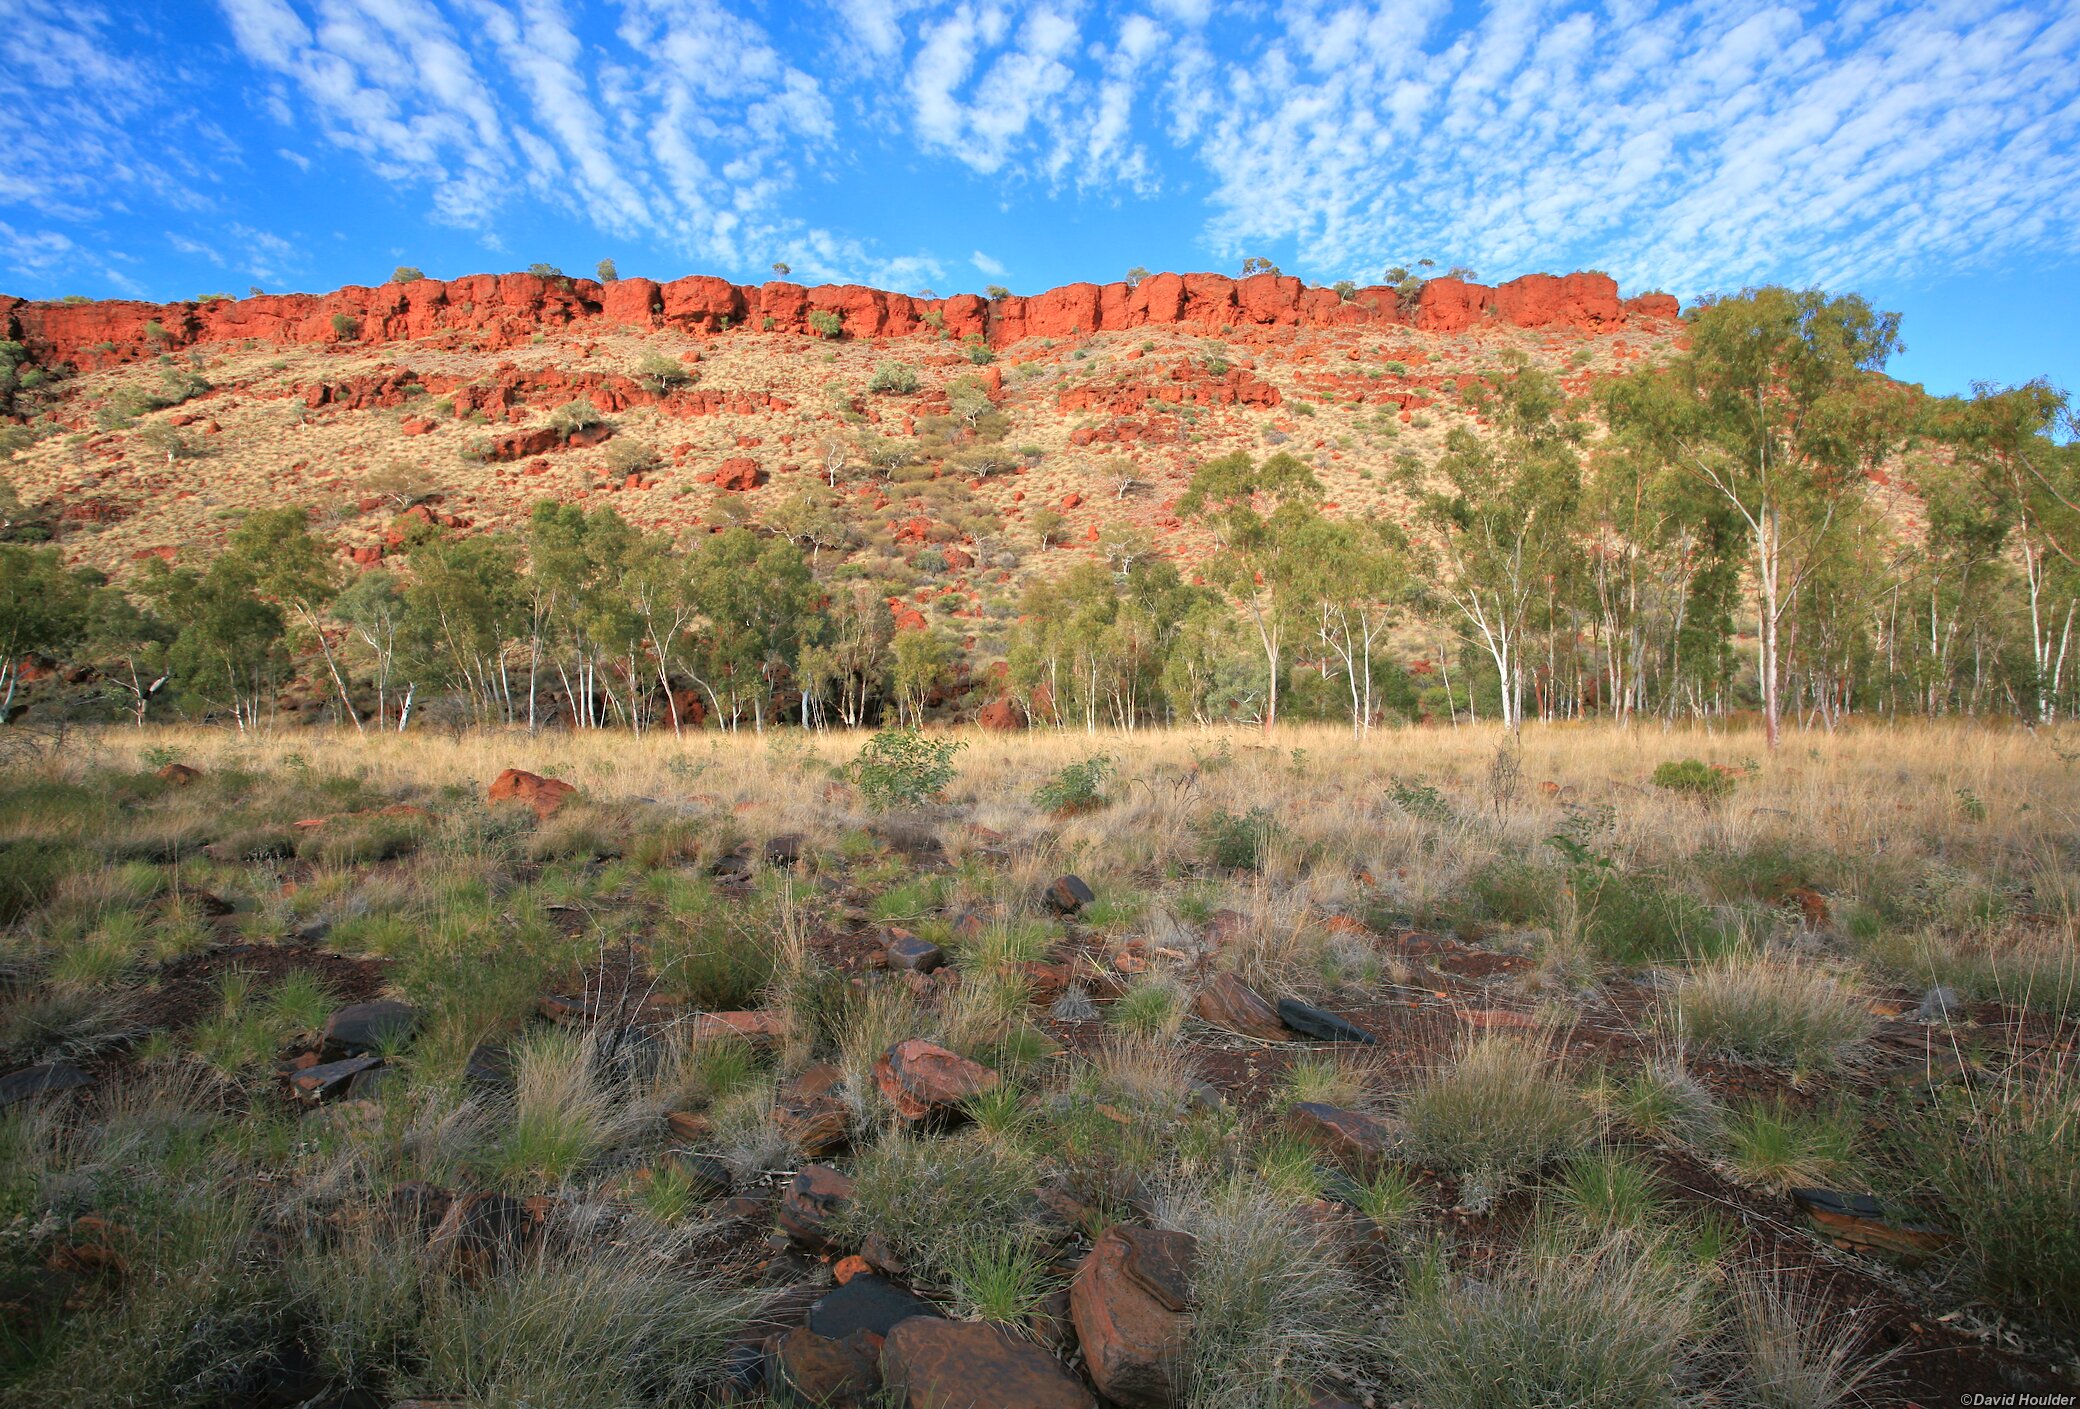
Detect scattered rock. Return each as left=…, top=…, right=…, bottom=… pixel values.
left=487, top=767, right=577, bottom=820
left=0, top=1061, right=93, bottom=1108
left=1789, top=1188, right=1952, bottom=1261
left=1289, top=1103, right=1395, bottom=1164
left=320, top=999, right=417, bottom=1059
left=809, top=1274, right=941, bottom=1340
left=776, top=1089, right=851, bottom=1157
left=290, top=1052, right=382, bottom=1103
left=859, top=1229, right=907, bottom=1277
left=463, top=1039, right=512, bottom=1091
left=1071, top=1226, right=1196, bottom=1409
left=690, top=1009, right=788, bottom=1047
left=885, top=933, right=944, bottom=973
left=1917, top=985, right=1965, bottom=1023
left=1275, top=999, right=1376, bottom=1044
left=763, top=833, right=805, bottom=867
left=1191, top=973, right=1288, bottom=1041
left=711, top=852, right=754, bottom=883
left=649, top=1150, right=732, bottom=1200
left=427, top=1192, right=539, bottom=1278
left=1045, top=874, right=1095, bottom=915
left=880, top=1316, right=1094, bottom=1409
left=874, top=1039, right=999, bottom=1121
left=764, top=1325, right=883, bottom=1407
left=778, top=1165, right=854, bottom=1250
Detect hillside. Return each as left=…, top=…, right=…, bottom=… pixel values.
left=0, top=270, right=1682, bottom=605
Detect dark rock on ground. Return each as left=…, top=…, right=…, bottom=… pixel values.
left=0, top=1061, right=92, bottom=1107
left=763, top=1325, right=882, bottom=1407
left=875, top=1038, right=999, bottom=1121
left=320, top=999, right=417, bottom=1058
left=778, top=1165, right=854, bottom=1250
left=1191, top=972, right=1289, bottom=1041
left=1276, top=999, right=1376, bottom=1044
left=763, top=833, right=805, bottom=867
left=290, top=1052, right=383, bottom=1103
left=886, top=932, right=945, bottom=973
left=1289, top=1103, right=1395, bottom=1163
left=808, top=1274, right=941, bottom=1340
left=1071, top=1226, right=1196, bottom=1409
left=1046, top=874, right=1095, bottom=915
left=880, top=1315, right=1094, bottom=1409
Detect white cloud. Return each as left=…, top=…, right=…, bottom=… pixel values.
left=970, top=249, right=1006, bottom=277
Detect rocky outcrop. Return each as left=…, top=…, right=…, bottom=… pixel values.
left=1, top=269, right=1676, bottom=371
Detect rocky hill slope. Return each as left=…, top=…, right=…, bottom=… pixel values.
left=0, top=269, right=1682, bottom=641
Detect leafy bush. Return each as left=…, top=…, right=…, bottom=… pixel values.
left=1204, top=807, right=1279, bottom=871
left=807, top=309, right=843, bottom=338
left=1651, top=759, right=1734, bottom=798
left=868, top=361, right=919, bottom=394
left=548, top=396, right=603, bottom=434
left=1894, top=1062, right=2080, bottom=1337
left=0, top=840, right=78, bottom=925
left=633, top=351, right=688, bottom=392
left=1032, top=754, right=1115, bottom=815
left=848, top=728, right=964, bottom=810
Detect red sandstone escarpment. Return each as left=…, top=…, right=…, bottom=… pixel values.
left=0, top=269, right=1678, bottom=374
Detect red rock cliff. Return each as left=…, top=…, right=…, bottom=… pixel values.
left=0, top=269, right=1678, bottom=373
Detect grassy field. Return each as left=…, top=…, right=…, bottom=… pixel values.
left=0, top=719, right=2076, bottom=1405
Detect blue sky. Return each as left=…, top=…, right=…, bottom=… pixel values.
left=2, top=0, right=2076, bottom=398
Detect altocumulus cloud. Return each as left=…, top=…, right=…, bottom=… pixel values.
left=0, top=0, right=2075, bottom=300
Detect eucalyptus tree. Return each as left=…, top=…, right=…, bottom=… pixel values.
left=1604, top=288, right=1914, bottom=747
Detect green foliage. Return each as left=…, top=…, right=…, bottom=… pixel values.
left=848, top=727, right=964, bottom=810
left=806, top=309, right=843, bottom=338
left=1032, top=754, right=1115, bottom=814
left=1651, top=758, right=1734, bottom=798
left=868, top=361, right=920, bottom=394
left=1203, top=806, right=1279, bottom=871
left=633, top=351, right=687, bottom=392
left=1894, top=1063, right=2080, bottom=1336
left=391, top=265, right=424, bottom=283
left=1398, top=1037, right=1592, bottom=1191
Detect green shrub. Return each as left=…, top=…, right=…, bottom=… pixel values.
left=0, top=841, right=78, bottom=924
left=807, top=309, right=843, bottom=338
left=1204, top=807, right=1278, bottom=871
left=868, top=361, right=920, bottom=394
left=1724, top=1097, right=1857, bottom=1189
left=835, top=1131, right=1039, bottom=1285
left=633, top=351, right=688, bottom=392
left=1651, top=758, right=1734, bottom=798
left=848, top=728, right=964, bottom=810
left=548, top=395, right=603, bottom=434
left=1032, top=754, right=1115, bottom=815
left=1894, top=1062, right=2080, bottom=1337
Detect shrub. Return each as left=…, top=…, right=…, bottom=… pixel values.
left=1161, top=1183, right=1382, bottom=1408
left=1724, top=1097, right=1857, bottom=1189
left=633, top=351, right=688, bottom=392
left=1651, top=758, right=1734, bottom=798
left=835, top=1131, right=1039, bottom=1284
left=392, top=265, right=424, bottom=283
left=868, top=361, right=920, bottom=394
left=1390, top=1235, right=1700, bottom=1409
left=1397, top=1036, right=1592, bottom=1193
left=1109, top=975, right=1186, bottom=1041
left=1668, top=958, right=1874, bottom=1073
left=1032, top=754, right=1115, bottom=815
left=1204, top=807, right=1279, bottom=871
left=848, top=728, right=964, bottom=810
left=330, top=311, right=359, bottom=339
left=412, top=1243, right=747, bottom=1404
left=1729, top=1271, right=1896, bottom=1409
left=807, top=309, right=842, bottom=338
left=602, top=437, right=662, bottom=478
left=1894, top=1062, right=2080, bottom=1337
left=548, top=396, right=603, bottom=434
left=0, top=840, right=78, bottom=924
